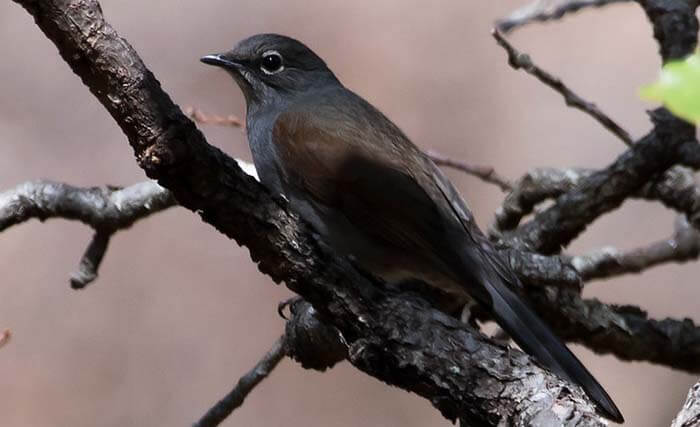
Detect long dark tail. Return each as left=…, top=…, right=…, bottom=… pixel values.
left=482, top=278, right=624, bottom=423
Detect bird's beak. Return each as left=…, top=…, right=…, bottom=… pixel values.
left=200, top=54, right=241, bottom=69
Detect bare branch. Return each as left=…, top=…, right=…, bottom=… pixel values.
left=640, top=166, right=700, bottom=229
left=492, top=29, right=634, bottom=145
left=427, top=151, right=513, bottom=191
left=0, top=329, right=10, bottom=349
left=491, top=30, right=633, bottom=145
left=0, top=180, right=175, bottom=287
left=185, top=106, right=243, bottom=128
left=495, top=166, right=700, bottom=232
left=496, top=0, right=631, bottom=33
left=571, top=216, right=700, bottom=281
left=504, top=110, right=695, bottom=254
left=672, top=381, right=700, bottom=427
left=194, top=335, right=287, bottom=427
left=533, top=287, right=700, bottom=372
left=69, top=231, right=112, bottom=289
left=0, top=180, right=174, bottom=232
left=11, top=1, right=616, bottom=421
left=495, top=168, right=595, bottom=231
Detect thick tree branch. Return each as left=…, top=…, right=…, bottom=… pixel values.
left=672, top=381, right=700, bottom=427
left=680, top=143, right=700, bottom=169
left=495, top=166, right=700, bottom=231
left=12, top=0, right=607, bottom=423
left=640, top=166, right=700, bottom=229
left=496, top=0, right=631, bottom=33
left=11, top=0, right=700, bottom=424
left=533, top=288, right=700, bottom=372
left=636, top=0, right=699, bottom=62
left=506, top=110, right=695, bottom=254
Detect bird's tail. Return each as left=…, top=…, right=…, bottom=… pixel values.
left=481, top=277, right=624, bottom=423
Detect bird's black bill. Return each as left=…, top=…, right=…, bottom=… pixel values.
left=200, top=54, right=240, bottom=69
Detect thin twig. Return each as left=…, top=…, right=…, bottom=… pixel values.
left=496, top=0, right=631, bottom=33
left=70, top=231, right=112, bottom=289
left=185, top=106, right=243, bottom=128
left=0, top=329, right=11, bottom=349
left=427, top=151, right=513, bottom=191
left=492, top=29, right=634, bottom=145
left=193, top=335, right=287, bottom=427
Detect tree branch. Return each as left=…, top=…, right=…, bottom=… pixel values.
left=184, top=106, right=243, bottom=128
left=0, top=179, right=175, bottom=287
left=495, top=165, right=700, bottom=232
left=496, top=0, right=631, bottom=33
left=505, top=110, right=695, bottom=254
left=0, top=329, right=10, bottom=349
left=636, top=0, right=699, bottom=62
left=0, top=180, right=174, bottom=232
left=672, top=380, right=700, bottom=427
left=532, top=287, right=700, bottom=372
left=492, top=29, right=633, bottom=145
left=193, top=335, right=287, bottom=427
left=570, top=216, right=700, bottom=281
left=12, top=0, right=607, bottom=423
left=11, top=0, right=700, bottom=424
left=427, top=151, right=513, bottom=191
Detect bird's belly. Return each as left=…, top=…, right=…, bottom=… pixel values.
left=286, top=192, right=466, bottom=299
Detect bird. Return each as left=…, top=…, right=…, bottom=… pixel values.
left=201, top=33, right=623, bottom=423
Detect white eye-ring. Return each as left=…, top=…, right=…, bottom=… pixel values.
left=260, top=50, right=284, bottom=75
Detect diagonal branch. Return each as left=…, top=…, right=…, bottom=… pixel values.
left=504, top=109, right=695, bottom=254
left=194, top=335, right=287, bottom=427
left=0, top=329, right=10, bottom=349
left=492, top=29, right=633, bottom=145
left=11, top=0, right=609, bottom=423
left=496, top=0, right=632, bottom=33
left=426, top=151, right=513, bottom=191
left=185, top=106, right=243, bottom=128
left=672, top=380, right=700, bottom=427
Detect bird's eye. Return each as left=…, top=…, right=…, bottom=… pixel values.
left=260, top=50, right=284, bottom=75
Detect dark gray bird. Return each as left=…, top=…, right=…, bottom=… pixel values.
left=201, top=34, right=623, bottom=423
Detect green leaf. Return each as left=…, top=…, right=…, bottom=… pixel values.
left=640, top=52, right=700, bottom=124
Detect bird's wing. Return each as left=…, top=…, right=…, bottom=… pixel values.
left=271, top=108, right=459, bottom=270
left=271, top=106, right=623, bottom=422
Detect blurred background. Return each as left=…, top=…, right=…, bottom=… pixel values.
left=0, top=1, right=697, bottom=426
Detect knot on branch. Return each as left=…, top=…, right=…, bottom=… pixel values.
left=283, top=299, right=347, bottom=371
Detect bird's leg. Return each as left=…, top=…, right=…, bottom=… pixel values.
left=491, top=327, right=512, bottom=345
left=459, top=299, right=480, bottom=329
left=277, top=296, right=304, bottom=319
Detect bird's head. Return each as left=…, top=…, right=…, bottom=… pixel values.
left=201, top=34, right=339, bottom=104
